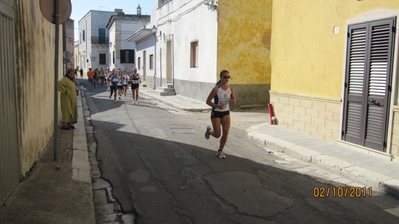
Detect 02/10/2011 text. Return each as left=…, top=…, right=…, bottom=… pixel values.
left=313, top=186, right=372, bottom=198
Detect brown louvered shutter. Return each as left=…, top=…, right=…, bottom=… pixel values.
left=364, top=20, right=395, bottom=151
left=343, top=24, right=368, bottom=145
left=342, top=18, right=395, bottom=152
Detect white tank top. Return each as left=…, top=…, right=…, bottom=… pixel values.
left=123, top=74, right=129, bottom=85
left=213, top=84, right=231, bottom=112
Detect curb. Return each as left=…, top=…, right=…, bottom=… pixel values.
left=140, top=91, right=210, bottom=112
left=72, top=91, right=96, bottom=224
left=72, top=94, right=92, bottom=183
left=246, top=128, right=399, bottom=198
left=80, top=87, right=136, bottom=223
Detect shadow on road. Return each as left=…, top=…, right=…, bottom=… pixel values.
left=89, top=118, right=399, bottom=224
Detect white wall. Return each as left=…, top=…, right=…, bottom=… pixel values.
left=154, top=0, right=218, bottom=85
left=109, top=22, right=116, bottom=70
left=109, top=20, right=147, bottom=72
left=78, top=11, right=116, bottom=73
left=136, top=35, right=156, bottom=81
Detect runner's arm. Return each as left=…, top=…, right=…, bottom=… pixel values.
left=206, top=87, right=223, bottom=109
left=230, top=87, right=237, bottom=104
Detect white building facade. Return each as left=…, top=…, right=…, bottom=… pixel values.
left=107, top=11, right=150, bottom=73
left=127, top=26, right=157, bottom=88
left=74, top=41, right=79, bottom=70
left=78, top=10, right=116, bottom=73
left=151, top=0, right=219, bottom=100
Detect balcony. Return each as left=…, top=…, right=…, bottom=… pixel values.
left=91, top=37, right=109, bottom=44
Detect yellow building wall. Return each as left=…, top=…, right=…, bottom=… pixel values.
left=15, top=0, right=62, bottom=174
left=271, top=0, right=399, bottom=98
left=270, top=0, right=399, bottom=156
left=217, top=0, right=272, bottom=107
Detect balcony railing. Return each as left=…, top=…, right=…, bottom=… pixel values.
left=91, top=37, right=109, bottom=44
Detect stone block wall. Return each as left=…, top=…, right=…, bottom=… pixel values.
left=270, top=90, right=342, bottom=142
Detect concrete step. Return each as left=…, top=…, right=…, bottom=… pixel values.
left=167, top=84, right=174, bottom=88
left=160, top=91, right=176, bottom=96
left=164, top=88, right=176, bottom=93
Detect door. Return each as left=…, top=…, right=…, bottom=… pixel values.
left=0, top=1, right=21, bottom=206
left=342, top=18, right=396, bottom=152
left=143, top=50, right=146, bottom=81
left=166, top=40, right=173, bottom=83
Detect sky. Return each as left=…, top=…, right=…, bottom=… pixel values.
left=70, top=0, right=155, bottom=40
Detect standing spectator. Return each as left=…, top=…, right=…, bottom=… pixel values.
left=87, top=68, right=94, bottom=90
left=79, top=68, right=83, bottom=79
left=58, top=68, right=78, bottom=130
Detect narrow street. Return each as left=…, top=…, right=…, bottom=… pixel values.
left=82, top=82, right=399, bottom=224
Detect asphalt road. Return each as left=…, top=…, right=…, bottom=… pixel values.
left=82, top=82, right=399, bottom=224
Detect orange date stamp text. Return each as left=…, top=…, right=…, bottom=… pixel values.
left=313, top=186, right=372, bottom=198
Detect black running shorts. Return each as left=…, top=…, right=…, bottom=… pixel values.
left=211, top=111, right=230, bottom=119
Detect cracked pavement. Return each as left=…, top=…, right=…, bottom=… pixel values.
left=83, top=84, right=399, bottom=224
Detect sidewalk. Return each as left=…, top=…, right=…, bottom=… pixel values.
left=247, top=123, right=399, bottom=197
left=0, top=94, right=95, bottom=224
left=140, top=88, right=399, bottom=198
left=140, top=87, right=210, bottom=112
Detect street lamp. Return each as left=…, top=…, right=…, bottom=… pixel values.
left=152, top=25, right=157, bottom=90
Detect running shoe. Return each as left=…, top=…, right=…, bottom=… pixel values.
left=132, top=100, right=135, bottom=104
left=114, top=100, right=117, bottom=103
left=119, top=96, right=121, bottom=100
left=136, top=100, right=139, bottom=104
left=205, top=126, right=211, bottom=139
left=216, top=150, right=226, bottom=159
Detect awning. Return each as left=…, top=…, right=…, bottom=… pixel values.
left=126, top=28, right=153, bottom=42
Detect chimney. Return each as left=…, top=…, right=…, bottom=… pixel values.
left=114, top=8, right=124, bottom=15
left=137, top=4, right=142, bottom=15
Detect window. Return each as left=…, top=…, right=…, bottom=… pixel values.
left=120, top=49, right=135, bottom=64
left=99, top=53, right=106, bottom=65
left=138, top=57, right=141, bottom=69
left=83, top=30, right=85, bottom=41
left=98, top=28, right=106, bottom=44
left=190, top=41, right=198, bottom=68
left=149, top=54, right=153, bottom=70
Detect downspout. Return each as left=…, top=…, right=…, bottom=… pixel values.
left=154, top=33, right=157, bottom=90
left=53, top=0, right=60, bottom=161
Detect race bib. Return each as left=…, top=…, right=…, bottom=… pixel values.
left=219, top=100, right=229, bottom=105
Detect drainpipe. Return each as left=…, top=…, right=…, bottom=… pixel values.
left=53, top=0, right=60, bottom=161
left=152, top=25, right=157, bottom=90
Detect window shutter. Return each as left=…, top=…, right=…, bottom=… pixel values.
left=364, top=20, right=395, bottom=150
left=343, top=18, right=395, bottom=152
left=344, top=24, right=368, bottom=144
